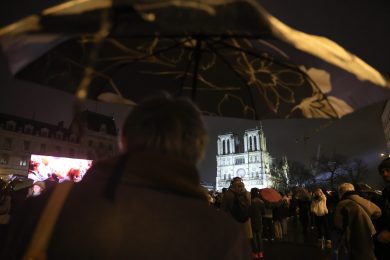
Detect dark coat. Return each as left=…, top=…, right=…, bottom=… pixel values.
left=374, top=185, right=390, bottom=260
left=250, top=197, right=265, bottom=231
left=221, top=184, right=252, bottom=238
left=334, top=192, right=382, bottom=260
left=2, top=153, right=251, bottom=260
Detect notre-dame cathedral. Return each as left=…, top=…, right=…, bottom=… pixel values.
left=216, top=125, right=282, bottom=191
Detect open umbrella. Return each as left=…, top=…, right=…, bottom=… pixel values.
left=1, top=0, right=389, bottom=119
left=259, top=187, right=282, bottom=203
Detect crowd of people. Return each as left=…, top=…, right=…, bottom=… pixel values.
left=0, top=94, right=389, bottom=260
left=204, top=169, right=389, bottom=260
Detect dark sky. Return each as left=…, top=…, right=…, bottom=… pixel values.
left=198, top=102, right=387, bottom=189
left=1, top=0, right=389, bottom=189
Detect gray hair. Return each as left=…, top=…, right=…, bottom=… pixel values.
left=121, top=95, right=208, bottom=165
left=338, top=183, right=355, bottom=198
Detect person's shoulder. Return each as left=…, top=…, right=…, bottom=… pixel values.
left=207, top=206, right=246, bottom=231
left=382, top=185, right=390, bottom=198
left=84, top=155, right=126, bottom=178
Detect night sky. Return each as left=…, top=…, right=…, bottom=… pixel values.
left=1, top=0, right=390, bottom=189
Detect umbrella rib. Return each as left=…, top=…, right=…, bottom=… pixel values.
left=108, top=33, right=271, bottom=40
left=191, top=38, right=202, bottom=101
left=205, top=40, right=258, bottom=120
left=178, top=51, right=194, bottom=97
left=216, top=39, right=304, bottom=73
left=50, top=52, right=123, bottom=96
left=98, top=37, right=194, bottom=74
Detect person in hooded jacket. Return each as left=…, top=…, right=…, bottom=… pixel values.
left=373, top=157, right=390, bottom=260
left=2, top=95, right=251, bottom=260
left=221, top=177, right=252, bottom=242
left=334, top=183, right=381, bottom=260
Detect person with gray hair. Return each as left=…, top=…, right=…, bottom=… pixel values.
left=337, top=183, right=355, bottom=198
left=333, top=183, right=382, bottom=260
left=2, top=95, right=251, bottom=260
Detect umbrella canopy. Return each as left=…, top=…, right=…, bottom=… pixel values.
left=259, top=187, right=282, bottom=203
left=6, top=176, right=34, bottom=191
left=1, top=0, right=390, bottom=119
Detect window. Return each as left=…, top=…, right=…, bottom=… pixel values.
left=235, top=157, right=245, bottom=165
left=249, top=136, right=252, bottom=151
left=87, top=151, right=95, bottom=160
left=69, top=134, right=77, bottom=143
left=41, top=128, right=49, bottom=137
left=99, top=124, right=107, bottom=133
left=0, top=154, right=9, bottom=165
left=24, top=140, right=31, bottom=151
left=6, top=121, right=16, bottom=131
left=253, top=136, right=257, bottom=151
left=3, top=138, right=12, bottom=150
left=69, top=148, right=75, bottom=157
left=40, top=143, right=46, bottom=153
left=227, top=140, right=230, bottom=154
left=19, top=158, right=28, bottom=166
left=24, top=124, right=33, bottom=134
left=56, top=131, right=64, bottom=140
left=222, top=140, right=226, bottom=154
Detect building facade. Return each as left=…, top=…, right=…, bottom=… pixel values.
left=216, top=127, right=273, bottom=191
left=0, top=111, right=118, bottom=180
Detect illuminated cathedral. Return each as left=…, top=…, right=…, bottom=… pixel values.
left=215, top=126, right=274, bottom=191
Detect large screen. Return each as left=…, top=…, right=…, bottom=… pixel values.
left=28, top=154, right=93, bottom=183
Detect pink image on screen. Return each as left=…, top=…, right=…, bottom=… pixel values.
left=28, top=154, right=93, bottom=183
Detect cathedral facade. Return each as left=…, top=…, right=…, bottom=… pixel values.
left=215, top=127, right=273, bottom=191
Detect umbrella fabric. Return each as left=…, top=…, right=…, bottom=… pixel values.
left=9, top=177, right=34, bottom=191
left=259, top=188, right=282, bottom=203
left=1, top=0, right=390, bottom=119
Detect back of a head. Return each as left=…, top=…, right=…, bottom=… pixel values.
left=250, top=187, right=259, bottom=198
left=338, top=183, right=355, bottom=198
left=121, top=95, right=208, bottom=165
left=230, top=177, right=245, bottom=193
left=378, top=157, right=390, bottom=173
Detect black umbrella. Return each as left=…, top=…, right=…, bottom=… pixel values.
left=1, top=0, right=389, bottom=119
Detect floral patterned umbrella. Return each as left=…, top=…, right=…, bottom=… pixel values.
left=1, top=0, right=390, bottom=119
